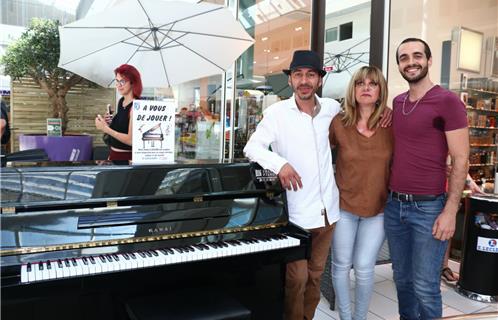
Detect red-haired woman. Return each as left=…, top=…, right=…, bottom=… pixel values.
left=95, top=64, right=142, bottom=162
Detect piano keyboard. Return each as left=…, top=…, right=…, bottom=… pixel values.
left=20, top=234, right=300, bottom=284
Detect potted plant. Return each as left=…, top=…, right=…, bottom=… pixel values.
left=1, top=18, right=83, bottom=135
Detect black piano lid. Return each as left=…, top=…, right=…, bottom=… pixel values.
left=1, top=162, right=288, bottom=256
left=1, top=162, right=282, bottom=212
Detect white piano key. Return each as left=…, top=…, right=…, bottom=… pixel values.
left=80, top=259, right=90, bottom=275
left=73, top=259, right=83, bottom=276
left=61, top=261, right=70, bottom=278
left=129, top=256, right=139, bottom=269
left=40, top=262, right=50, bottom=281
left=28, top=264, right=36, bottom=283
left=47, top=262, right=57, bottom=280
left=98, top=256, right=108, bottom=271
left=115, top=255, right=125, bottom=270
left=54, top=260, right=63, bottom=279
left=87, top=259, right=96, bottom=274
left=121, top=255, right=133, bottom=270
left=93, top=259, right=102, bottom=274
left=21, top=264, right=28, bottom=283
left=105, top=256, right=116, bottom=272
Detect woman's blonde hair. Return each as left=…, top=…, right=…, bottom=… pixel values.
left=342, top=66, right=388, bottom=129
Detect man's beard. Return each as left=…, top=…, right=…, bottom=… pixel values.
left=401, top=64, right=429, bottom=83
left=293, top=85, right=316, bottom=100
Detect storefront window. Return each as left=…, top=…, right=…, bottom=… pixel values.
left=172, top=75, right=224, bottom=161
left=322, top=0, right=372, bottom=100
left=232, top=0, right=313, bottom=159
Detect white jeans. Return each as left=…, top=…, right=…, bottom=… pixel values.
left=332, top=209, right=385, bottom=320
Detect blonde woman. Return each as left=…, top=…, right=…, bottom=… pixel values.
left=329, top=66, right=392, bottom=320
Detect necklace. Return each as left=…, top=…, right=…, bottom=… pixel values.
left=402, top=85, right=435, bottom=116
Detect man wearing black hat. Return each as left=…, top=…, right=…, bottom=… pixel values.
left=244, top=50, right=340, bottom=320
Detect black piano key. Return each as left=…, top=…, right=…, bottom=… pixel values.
left=193, top=244, right=205, bottom=251
left=71, top=258, right=78, bottom=266
left=82, top=257, right=89, bottom=265
left=159, top=249, right=169, bottom=255
left=27, top=263, right=32, bottom=272
left=57, top=259, right=63, bottom=268
left=144, top=251, right=152, bottom=258
left=112, top=254, right=120, bottom=262
left=166, top=248, right=174, bottom=254
left=89, top=256, right=96, bottom=264
left=129, top=252, right=137, bottom=259
left=150, top=250, right=159, bottom=257
left=137, top=251, right=146, bottom=258
left=105, top=255, right=113, bottom=263
left=99, top=255, right=106, bottom=263
left=46, top=260, right=52, bottom=270
left=39, top=263, right=44, bottom=271
left=122, top=253, right=130, bottom=260
left=173, top=248, right=183, bottom=253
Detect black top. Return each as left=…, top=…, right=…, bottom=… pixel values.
left=109, top=97, right=132, bottom=150
left=1, top=101, right=10, bottom=145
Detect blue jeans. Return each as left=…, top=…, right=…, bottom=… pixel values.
left=332, top=210, right=385, bottom=320
left=384, top=194, right=448, bottom=320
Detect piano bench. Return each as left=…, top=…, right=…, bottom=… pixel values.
left=124, top=288, right=251, bottom=320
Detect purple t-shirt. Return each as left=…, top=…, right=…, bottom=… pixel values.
left=389, top=85, right=467, bottom=194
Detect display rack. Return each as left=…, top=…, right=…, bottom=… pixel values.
left=462, top=78, right=498, bottom=185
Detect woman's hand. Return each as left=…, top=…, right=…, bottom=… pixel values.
left=379, top=107, right=393, bottom=127
left=95, top=114, right=108, bottom=132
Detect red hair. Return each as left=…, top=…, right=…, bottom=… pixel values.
left=114, top=64, right=143, bottom=98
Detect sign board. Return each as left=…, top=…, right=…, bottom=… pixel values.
left=476, top=236, right=498, bottom=253
left=132, top=99, right=175, bottom=164
left=46, top=118, right=62, bottom=136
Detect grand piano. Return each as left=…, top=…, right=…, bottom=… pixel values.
left=139, top=123, right=164, bottom=148
left=1, top=162, right=311, bottom=320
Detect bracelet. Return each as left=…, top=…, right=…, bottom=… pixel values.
left=465, top=178, right=472, bottom=186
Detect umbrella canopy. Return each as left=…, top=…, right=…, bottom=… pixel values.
left=58, top=0, right=254, bottom=88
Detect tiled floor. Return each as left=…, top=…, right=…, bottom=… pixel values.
left=315, top=262, right=498, bottom=319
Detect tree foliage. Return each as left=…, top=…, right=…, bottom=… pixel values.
left=1, top=18, right=83, bottom=134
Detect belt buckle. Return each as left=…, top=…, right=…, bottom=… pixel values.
left=397, top=192, right=412, bottom=202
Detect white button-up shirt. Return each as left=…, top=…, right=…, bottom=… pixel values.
left=244, top=94, right=340, bottom=229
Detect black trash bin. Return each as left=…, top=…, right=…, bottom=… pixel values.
left=457, top=194, right=498, bottom=303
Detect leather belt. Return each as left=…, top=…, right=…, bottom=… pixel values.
left=390, top=191, right=443, bottom=202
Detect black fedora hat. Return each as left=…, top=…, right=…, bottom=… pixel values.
left=283, top=50, right=326, bottom=77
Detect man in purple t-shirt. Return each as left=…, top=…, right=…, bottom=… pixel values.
left=385, top=38, right=469, bottom=319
